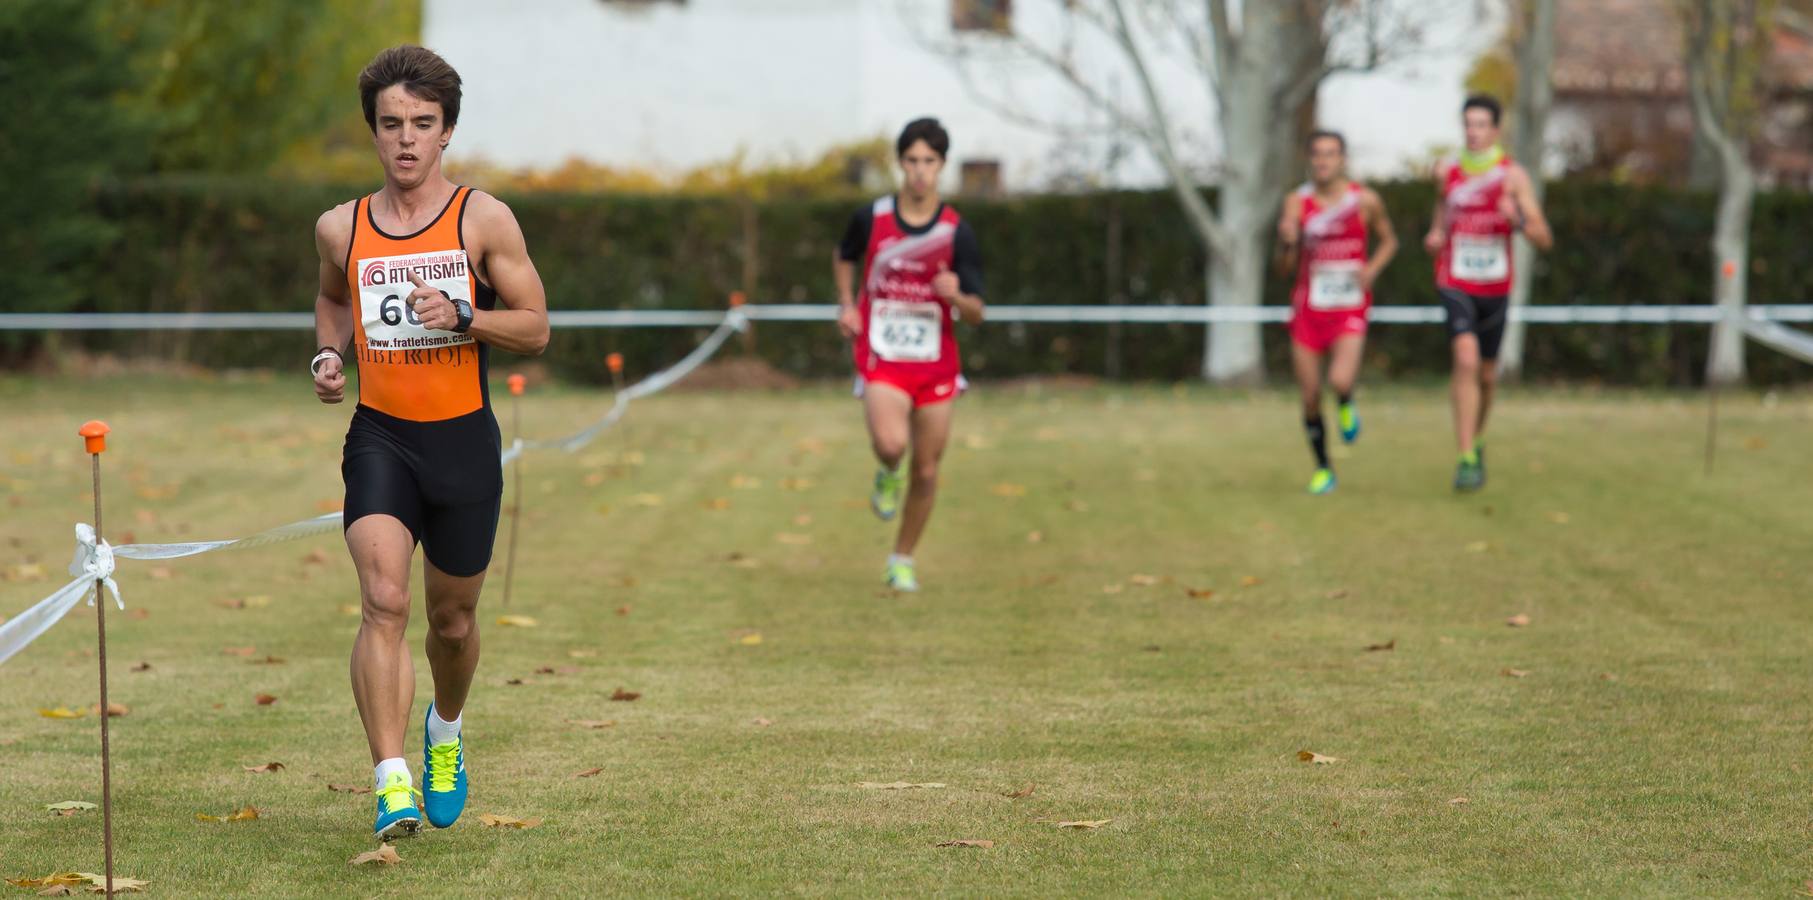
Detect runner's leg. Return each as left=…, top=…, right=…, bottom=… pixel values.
left=895, top=398, right=955, bottom=557
left=864, top=382, right=913, bottom=471
left=347, top=514, right=417, bottom=764
left=1327, top=333, right=1365, bottom=400
left=1291, top=341, right=1331, bottom=471
left=1451, top=334, right=1483, bottom=455
left=422, top=561, right=484, bottom=722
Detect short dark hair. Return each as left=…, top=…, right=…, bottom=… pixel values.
left=1307, top=129, right=1346, bottom=153
left=359, top=45, right=462, bottom=132
left=897, top=118, right=950, bottom=159
left=1463, top=94, right=1502, bottom=126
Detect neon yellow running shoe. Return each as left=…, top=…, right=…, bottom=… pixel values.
left=870, top=466, right=904, bottom=521
left=885, top=558, right=918, bottom=592
left=372, top=771, right=422, bottom=841
left=1337, top=401, right=1361, bottom=444
left=1307, top=468, right=1337, bottom=495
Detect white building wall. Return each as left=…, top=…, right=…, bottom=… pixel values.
left=426, top=0, right=1499, bottom=189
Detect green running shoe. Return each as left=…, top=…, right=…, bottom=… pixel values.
left=372, top=771, right=422, bottom=841
left=1453, top=450, right=1484, bottom=493
left=1337, top=402, right=1361, bottom=444
left=885, top=558, right=919, bottom=592
left=1307, top=468, right=1337, bottom=495
left=870, top=466, right=904, bottom=521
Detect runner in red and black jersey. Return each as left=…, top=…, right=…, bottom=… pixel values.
left=1424, top=94, right=1552, bottom=492
left=1277, top=129, right=1398, bottom=495
left=833, top=118, right=985, bottom=592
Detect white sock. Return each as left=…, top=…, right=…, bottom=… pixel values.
left=888, top=553, right=912, bottom=568
left=374, top=757, right=409, bottom=791
left=427, top=708, right=462, bottom=746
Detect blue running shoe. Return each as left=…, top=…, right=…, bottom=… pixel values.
left=422, top=703, right=468, bottom=828
left=1337, top=401, right=1361, bottom=444
left=373, top=771, right=421, bottom=841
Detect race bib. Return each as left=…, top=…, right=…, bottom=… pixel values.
left=1452, top=234, right=1508, bottom=283
left=354, top=250, right=475, bottom=351
left=869, top=299, right=942, bottom=363
left=1308, top=260, right=1365, bottom=310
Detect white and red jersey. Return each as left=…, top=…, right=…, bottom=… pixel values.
left=852, top=196, right=962, bottom=377
left=1435, top=156, right=1515, bottom=296
left=1290, top=182, right=1371, bottom=316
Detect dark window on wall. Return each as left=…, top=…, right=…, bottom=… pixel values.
left=953, top=0, right=1011, bottom=34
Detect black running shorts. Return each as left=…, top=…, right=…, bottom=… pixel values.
left=342, top=405, right=503, bottom=578
left=1439, top=287, right=1510, bottom=360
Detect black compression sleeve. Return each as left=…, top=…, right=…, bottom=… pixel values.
left=952, top=220, right=985, bottom=298
left=837, top=209, right=869, bottom=263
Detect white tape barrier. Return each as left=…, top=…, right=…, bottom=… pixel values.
left=8, top=304, right=1813, bottom=330
left=0, top=311, right=748, bottom=665
left=1744, top=319, right=1813, bottom=365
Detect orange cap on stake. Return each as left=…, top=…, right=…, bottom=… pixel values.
left=507, top=374, right=526, bottom=396
left=607, top=353, right=624, bottom=375
left=1722, top=260, right=1737, bottom=279
left=79, top=420, right=110, bottom=455
left=729, top=291, right=747, bottom=308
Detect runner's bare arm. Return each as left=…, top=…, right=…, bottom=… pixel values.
left=1508, top=166, right=1554, bottom=252
left=1424, top=186, right=1447, bottom=255
left=313, top=204, right=355, bottom=404
left=1275, top=192, right=1303, bottom=276
left=1361, top=189, right=1399, bottom=289
left=834, top=254, right=860, bottom=339
left=442, top=192, right=550, bottom=356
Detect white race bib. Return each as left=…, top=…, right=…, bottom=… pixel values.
left=355, top=250, right=475, bottom=351
left=1452, top=234, right=1508, bottom=283
left=1308, top=260, right=1365, bottom=310
left=869, top=299, right=942, bottom=363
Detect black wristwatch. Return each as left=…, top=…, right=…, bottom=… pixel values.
left=451, top=297, right=474, bottom=334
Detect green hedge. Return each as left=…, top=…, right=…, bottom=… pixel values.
left=64, top=177, right=1813, bottom=384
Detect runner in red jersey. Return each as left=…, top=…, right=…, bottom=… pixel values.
left=834, top=118, right=986, bottom=592
left=1277, top=130, right=1398, bottom=495
left=1424, top=94, right=1552, bottom=492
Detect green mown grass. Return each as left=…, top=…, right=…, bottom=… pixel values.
left=2, top=374, right=1810, bottom=897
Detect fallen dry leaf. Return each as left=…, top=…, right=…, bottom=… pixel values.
left=125, top=608, right=150, bottom=620
left=535, top=666, right=557, bottom=675
left=568, top=649, right=598, bottom=659
left=242, top=595, right=271, bottom=608
left=496, top=615, right=538, bottom=627
left=349, top=844, right=402, bottom=866
left=779, top=477, right=814, bottom=491
left=774, top=532, right=811, bottom=546
left=129, top=662, right=151, bottom=673
left=1325, top=588, right=1349, bottom=600
left=610, top=688, right=641, bottom=702
left=704, top=497, right=732, bottom=511
left=752, top=717, right=773, bottom=727
left=1128, top=574, right=1160, bottom=586
left=573, top=768, right=603, bottom=779
left=222, top=646, right=257, bottom=657
left=147, top=567, right=173, bottom=581
left=478, top=813, right=542, bottom=829
left=5, top=874, right=86, bottom=891
left=214, top=598, right=246, bottom=610
left=37, top=707, right=85, bottom=720
left=1101, top=584, right=1125, bottom=595
left=568, top=720, right=616, bottom=729
left=1056, top=819, right=1112, bottom=829
left=90, top=703, right=128, bottom=718
left=1547, top=511, right=1571, bottom=525
left=1026, top=530, right=1044, bottom=543
left=1448, top=797, right=1470, bottom=805
left=44, top=801, right=96, bottom=814
left=250, top=655, right=286, bottom=665
left=1365, top=639, right=1396, bottom=652
left=629, top=493, right=663, bottom=507
left=254, top=693, right=278, bottom=706
left=1599, top=673, right=1619, bottom=682
left=303, top=548, right=331, bottom=565
left=504, top=678, right=530, bottom=686
left=1298, top=750, right=1340, bottom=764
left=1744, top=435, right=1768, bottom=451
left=989, top=483, right=1028, bottom=498
left=1501, top=668, right=1529, bottom=678
left=857, top=782, right=946, bottom=790
left=326, top=783, right=372, bottom=794
left=1465, top=541, right=1490, bottom=553
left=616, top=605, right=631, bottom=616
left=1186, top=588, right=1214, bottom=599
left=1506, top=613, right=1532, bottom=628
left=75, top=873, right=150, bottom=894
left=1004, top=783, right=1035, bottom=799
left=339, top=604, right=360, bottom=617
left=1064, top=499, right=1089, bottom=512
left=3, top=562, right=48, bottom=583
left=196, top=805, right=259, bottom=822
left=243, top=762, right=285, bottom=774
left=1240, top=575, right=1262, bottom=588
left=738, top=633, right=764, bottom=646
left=935, top=839, right=995, bottom=848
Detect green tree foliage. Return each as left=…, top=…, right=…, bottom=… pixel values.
left=0, top=0, right=142, bottom=324
left=102, top=0, right=419, bottom=174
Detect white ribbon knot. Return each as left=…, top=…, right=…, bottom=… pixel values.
left=70, top=523, right=123, bottom=610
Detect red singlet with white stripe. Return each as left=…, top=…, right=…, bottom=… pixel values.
left=852, top=196, right=963, bottom=392
left=1435, top=156, right=1514, bottom=296
left=1288, top=182, right=1371, bottom=352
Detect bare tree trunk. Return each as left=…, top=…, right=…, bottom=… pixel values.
left=1498, top=0, right=1555, bottom=380
left=1706, top=158, right=1753, bottom=383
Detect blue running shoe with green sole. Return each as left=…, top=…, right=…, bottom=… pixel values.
left=422, top=703, right=467, bottom=829
left=1337, top=402, right=1361, bottom=444
left=373, top=771, right=421, bottom=841
left=1454, top=450, right=1483, bottom=492
left=885, top=558, right=918, bottom=592
left=1308, top=468, right=1337, bottom=495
